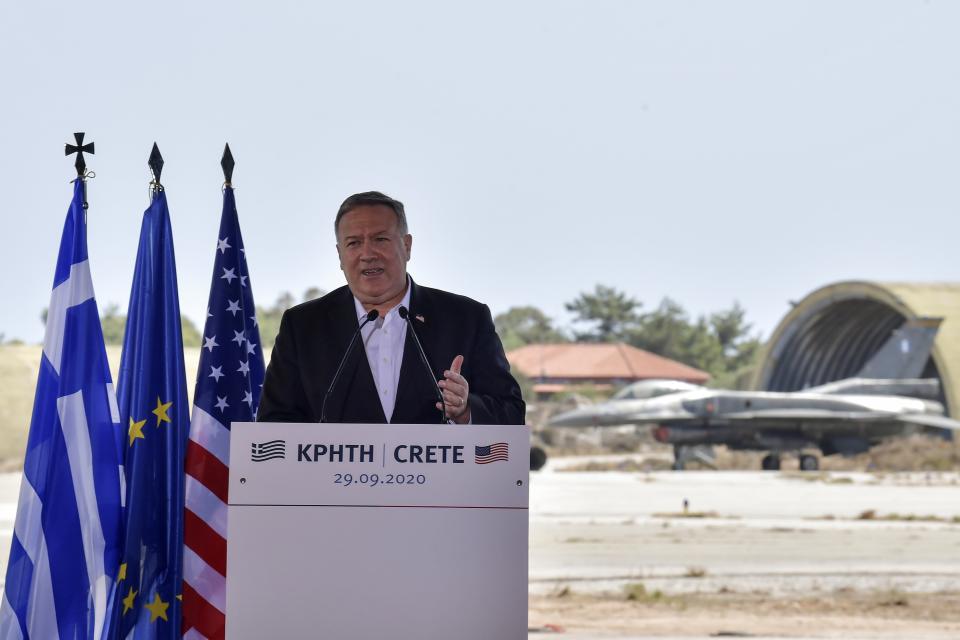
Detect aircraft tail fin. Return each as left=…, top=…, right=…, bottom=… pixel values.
left=856, top=317, right=942, bottom=380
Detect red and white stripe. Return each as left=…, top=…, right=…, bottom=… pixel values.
left=182, top=407, right=231, bottom=639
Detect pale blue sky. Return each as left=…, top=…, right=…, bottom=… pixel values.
left=2, top=1, right=959, bottom=344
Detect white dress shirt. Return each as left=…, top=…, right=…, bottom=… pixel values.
left=354, top=282, right=412, bottom=422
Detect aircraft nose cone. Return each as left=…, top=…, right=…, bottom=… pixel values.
left=548, top=407, right=597, bottom=427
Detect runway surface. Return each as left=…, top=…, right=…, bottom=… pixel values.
left=526, top=457, right=960, bottom=638
left=1, top=459, right=958, bottom=638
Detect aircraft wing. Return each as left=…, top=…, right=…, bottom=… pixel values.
left=895, top=413, right=960, bottom=431
left=713, top=409, right=895, bottom=422
left=659, top=408, right=960, bottom=436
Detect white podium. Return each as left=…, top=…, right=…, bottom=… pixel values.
left=226, top=422, right=529, bottom=639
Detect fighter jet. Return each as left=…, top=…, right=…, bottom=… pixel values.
left=548, top=319, right=959, bottom=471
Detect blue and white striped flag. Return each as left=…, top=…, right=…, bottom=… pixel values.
left=0, top=179, right=124, bottom=639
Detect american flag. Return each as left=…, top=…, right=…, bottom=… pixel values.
left=182, top=185, right=264, bottom=639
left=474, top=443, right=509, bottom=464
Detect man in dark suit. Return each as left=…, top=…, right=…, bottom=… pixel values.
left=257, top=191, right=525, bottom=426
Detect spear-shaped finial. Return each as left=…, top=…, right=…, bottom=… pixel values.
left=65, top=132, right=95, bottom=178
left=221, top=143, right=235, bottom=186
left=149, top=142, right=164, bottom=189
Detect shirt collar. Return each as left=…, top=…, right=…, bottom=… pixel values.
left=353, top=275, right=412, bottom=325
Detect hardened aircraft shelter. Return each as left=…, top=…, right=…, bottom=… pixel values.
left=754, top=281, right=960, bottom=416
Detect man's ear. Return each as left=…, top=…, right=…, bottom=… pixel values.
left=336, top=243, right=343, bottom=270
left=403, top=234, right=412, bottom=260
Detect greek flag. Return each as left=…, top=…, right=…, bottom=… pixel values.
left=0, top=179, right=124, bottom=639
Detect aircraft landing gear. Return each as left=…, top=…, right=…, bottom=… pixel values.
left=672, top=460, right=685, bottom=471
left=798, top=454, right=819, bottom=472
left=761, top=453, right=781, bottom=471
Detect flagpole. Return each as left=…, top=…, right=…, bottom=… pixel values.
left=64, top=131, right=95, bottom=209
left=221, top=142, right=234, bottom=188
left=1, top=133, right=125, bottom=639
left=182, top=142, right=266, bottom=640
left=107, top=141, right=189, bottom=639
left=149, top=142, right=164, bottom=194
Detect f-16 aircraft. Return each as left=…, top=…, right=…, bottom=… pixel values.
left=548, top=319, right=960, bottom=471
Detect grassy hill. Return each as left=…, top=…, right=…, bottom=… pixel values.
left=0, top=345, right=203, bottom=470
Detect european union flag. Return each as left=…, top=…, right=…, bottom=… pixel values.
left=0, top=178, right=124, bottom=639
left=105, top=187, right=189, bottom=638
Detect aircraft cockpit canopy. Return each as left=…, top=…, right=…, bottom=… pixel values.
left=612, top=379, right=702, bottom=401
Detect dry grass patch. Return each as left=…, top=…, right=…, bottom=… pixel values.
left=0, top=345, right=201, bottom=469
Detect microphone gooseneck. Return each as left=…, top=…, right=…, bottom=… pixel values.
left=398, top=306, right=446, bottom=424
left=320, top=309, right=380, bottom=423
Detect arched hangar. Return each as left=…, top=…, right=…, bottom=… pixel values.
left=754, top=281, right=960, bottom=417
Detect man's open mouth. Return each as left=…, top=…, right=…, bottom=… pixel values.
left=361, top=268, right=384, bottom=277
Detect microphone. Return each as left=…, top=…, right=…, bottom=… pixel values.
left=320, top=309, right=380, bottom=423
left=398, top=306, right=446, bottom=423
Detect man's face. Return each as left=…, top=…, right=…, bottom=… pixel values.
left=336, top=204, right=412, bottom=306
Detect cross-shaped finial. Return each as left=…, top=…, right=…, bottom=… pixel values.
left=221, top=143, right=235, bottom=186
left=148, top=143, right=164, bottom=187
left=65, top=132, right=94, bottom=177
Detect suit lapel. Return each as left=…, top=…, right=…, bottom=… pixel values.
left=394, top=280, right=442, bottom=423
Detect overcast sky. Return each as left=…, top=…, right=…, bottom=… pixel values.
left=2, top=0, right=958, bottom=345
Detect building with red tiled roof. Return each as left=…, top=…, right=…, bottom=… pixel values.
left=506, top=342, right=710, bottom=397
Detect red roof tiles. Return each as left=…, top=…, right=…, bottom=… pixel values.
left=507, top=343, right=710, bottom=384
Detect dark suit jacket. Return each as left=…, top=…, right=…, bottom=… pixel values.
left=257, top=279, right=525, bottom=425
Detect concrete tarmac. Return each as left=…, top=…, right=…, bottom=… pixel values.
left=525, top=457, right=960, bottom=638
left=1, top=459, right=959, bottom=638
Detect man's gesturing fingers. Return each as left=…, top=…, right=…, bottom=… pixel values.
left=437, top=354, right=470, bottom=422
left=440, top=356, right=468, bottom=393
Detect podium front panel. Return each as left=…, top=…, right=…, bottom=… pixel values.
left=226, top=422, right=529, bottom=639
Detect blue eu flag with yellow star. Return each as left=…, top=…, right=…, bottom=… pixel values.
left=105, top=187, right=189, bottom=638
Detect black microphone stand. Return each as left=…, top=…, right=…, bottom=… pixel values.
left=320, top=309, right=380, bottom=423
left=398, top=306, right=447, bottom=424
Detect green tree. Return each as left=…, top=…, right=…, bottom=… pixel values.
left=494, top=306, right=568, bottom=352
left=303, top=287, right=325, bottom=302
left=709, top=302, right=762, bottom=372
left=180, top=316, right=202, bottom=348
left=101, top=304, right=126, bottom=345
left=677, top=315, right=724, bottom=377
left=565, top=285, right=641, bottom=342
left=627, top=297, right=690, bottom=359
left=256, top=291, right=297, bottom=352
left=624, top=298, right=760, bottom=384
left=98, top=303, right=202, bottom=347
left=275, top=291, right=296, bottom=311
left=251, top=288, right=325, bottom=351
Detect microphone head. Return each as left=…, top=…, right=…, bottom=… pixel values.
left=397, top=306, right=409, bottom=320
left=366, top=309, right=380, bottom=322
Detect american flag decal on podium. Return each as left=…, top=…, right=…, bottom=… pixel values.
left=474, top=442, right=509, bottom=464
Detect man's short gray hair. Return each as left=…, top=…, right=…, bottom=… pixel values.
left=335, top=191, right=408, bottom=237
